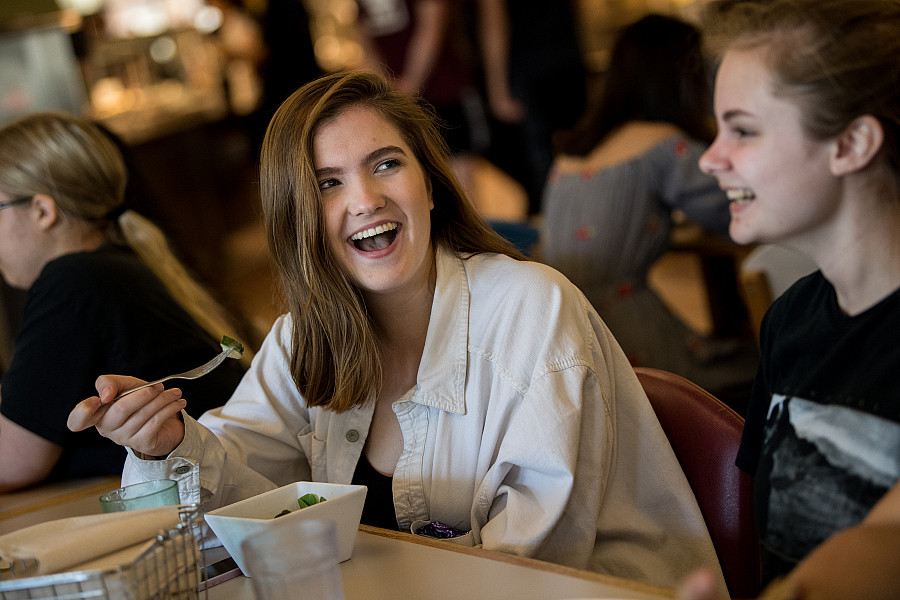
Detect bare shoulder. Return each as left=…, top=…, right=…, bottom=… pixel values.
left=552, top=121, right=683, bottom=175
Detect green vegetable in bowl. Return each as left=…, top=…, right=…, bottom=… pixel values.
left=298, top=493, right=326, bottom=508
left=271, top=493, right=327, bottom=518
left=220, top=335, right=244, bottom=359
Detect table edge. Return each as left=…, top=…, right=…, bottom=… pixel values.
left=358, top=525, right=675, bottom=598
left=0, top=476, right=120, bottom=521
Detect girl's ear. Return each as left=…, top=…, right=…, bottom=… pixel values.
left=30, top=194, right=61, bottom=230
left=830, top=115, right=884, bottom=176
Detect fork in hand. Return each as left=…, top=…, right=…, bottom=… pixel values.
left=114, top=346, right=237, bottom=400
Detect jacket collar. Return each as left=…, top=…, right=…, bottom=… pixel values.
left=413, top=247, right=469, bottom=414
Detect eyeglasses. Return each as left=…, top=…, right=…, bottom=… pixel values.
left=0, top=196, right=32, bottom=211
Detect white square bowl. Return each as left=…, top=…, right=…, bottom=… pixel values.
left=204, top=481, right=367, bottom=575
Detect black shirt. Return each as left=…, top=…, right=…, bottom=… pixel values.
left=737, top=271, right=900, bottom=584
left=1, top=245, right=245, bottom=481
left=352, top=451, right=399, bottom=531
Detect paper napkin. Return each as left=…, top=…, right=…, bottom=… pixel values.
left=0, top=505, right=181, bottom=576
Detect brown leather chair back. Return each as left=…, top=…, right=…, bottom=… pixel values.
left=635, top=367, right=761, bottom=599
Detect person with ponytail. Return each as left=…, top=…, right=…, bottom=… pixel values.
left=0, top=111, right=248, bottom=492
left=679, top=1, right=900, bottom=598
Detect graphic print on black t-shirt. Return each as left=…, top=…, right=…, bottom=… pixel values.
left=758, top=394, right=900, bottom=564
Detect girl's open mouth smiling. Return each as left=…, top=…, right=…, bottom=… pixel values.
left=350, top=222, right=399, bottom=252
left=726, top=189, right=756, bottom=204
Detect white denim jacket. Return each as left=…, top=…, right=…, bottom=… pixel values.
left=123, top=249, right=726, bottom=594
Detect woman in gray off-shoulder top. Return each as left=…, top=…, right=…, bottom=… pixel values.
left=541, top=14, right=757, bottom=394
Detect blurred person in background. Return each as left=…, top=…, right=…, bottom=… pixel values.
left=255, top=0, right=322, bottom=147
left=541, top=14, right=757, bottom=398
left=477, top=0, right=586, bottom=216
left=207, top=0, right=268, bottom=118
left=355, top=0, right=488, bottom=200
left=0, top=112, right=248, bottom=492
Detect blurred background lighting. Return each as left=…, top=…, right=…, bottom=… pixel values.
left=194, top=5, right=223, bottom=34
left=149, top=35, right=177, bottom=63
left=54, top=0, right=105, bottom=16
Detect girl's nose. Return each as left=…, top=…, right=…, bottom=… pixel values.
left=350, top=180, right=385, bottom=215
left=699, top=139, right=728, bottom=176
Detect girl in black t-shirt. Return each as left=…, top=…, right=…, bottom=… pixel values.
left=0, top=113, right=251, bottom=492
left=681, top=1, right=900, bottom=599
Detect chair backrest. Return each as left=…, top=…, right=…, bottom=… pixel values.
left=635, top=367, right=760, bottom=599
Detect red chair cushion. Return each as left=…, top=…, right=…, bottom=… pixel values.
left=635, top=367, right=760, bottom=598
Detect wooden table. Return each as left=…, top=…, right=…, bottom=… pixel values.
left=0, top=476, right=120, bottom=535
left=2, top=481, right=674, bottom=600
left=208, top=525, right=674, bottom=600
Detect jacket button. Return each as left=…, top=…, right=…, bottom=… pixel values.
left=174, top=465, right=191, bottom=475
left=345, top=429, right=360, bottom=442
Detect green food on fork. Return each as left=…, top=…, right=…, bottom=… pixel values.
left=220, top=335, right=244, bottom=359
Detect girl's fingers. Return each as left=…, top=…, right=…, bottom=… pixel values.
left=116, top=388, right=184, bottom=439
left=67, top=396, right=109, bottom=432
left=95, top=374, right=157, bottom=404
left=123, top=398, right=187, bottom=454
left=69, top=381, right=186, bottom=456
left=98, top=387, right=179, bottom=435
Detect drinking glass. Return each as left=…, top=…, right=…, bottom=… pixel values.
left=99, top=479, right=180, bottom=513
left=240, top=519, right=344, bottom=600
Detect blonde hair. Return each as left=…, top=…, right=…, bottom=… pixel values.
left=704, top=0, right=900, bottom=197
left=260, top=70, right=522, bottom=412
left=0, top=112, right=253, bottom=366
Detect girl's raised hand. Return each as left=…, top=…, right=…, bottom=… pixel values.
left=67, top=374, right=187, bottom=458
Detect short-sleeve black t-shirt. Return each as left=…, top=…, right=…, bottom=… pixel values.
left=737, top=271, right=900, bottom=585
left=1, top=245, right=246, bottom=481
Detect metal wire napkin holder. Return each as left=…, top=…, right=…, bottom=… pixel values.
left=0, top=505, right=207, bottom=600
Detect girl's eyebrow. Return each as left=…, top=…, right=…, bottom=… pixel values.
left=722, top=109, right=754, bottom=122
left=366, top=145, right=406, bottom=164
left=315, top=165, right=340, bottom=179
left=315, top=145, right=407, bottom=178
